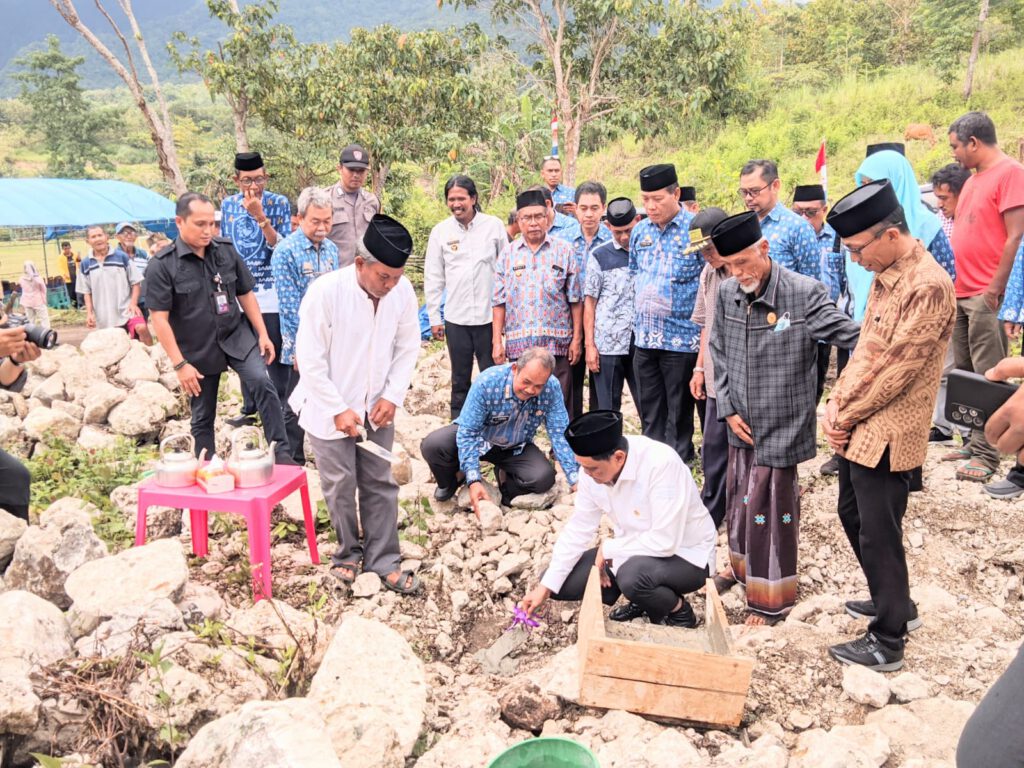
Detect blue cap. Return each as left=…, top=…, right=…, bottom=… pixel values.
left=115, top=221, right=136, bottom=234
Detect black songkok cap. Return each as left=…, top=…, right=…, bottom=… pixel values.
left=516, top=189, right=548, bottom=210
left=680, top=186, right=697, bottom=202
left=639, top=163, right=678, bottom=192
left=604, top=197, right=637, bottom=227
left=362, top=214, right=413, bottom=268
left=564, top=410, right=623, bottom=457
left=683, top=207, right=729, bottom=255
left=826, top=179, right=901, bottom=238
left=865, top=142, right=906, bottom=157
left=793, top=184, right=826, bottom=203
left=710, top=211, right=762, bottom=258
left=234, top=152, right=264, bottom=172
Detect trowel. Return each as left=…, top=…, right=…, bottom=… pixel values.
left=354, top=426, right=402, bottom=465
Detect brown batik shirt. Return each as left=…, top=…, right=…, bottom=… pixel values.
left=832, top=241, right=956, bottom=471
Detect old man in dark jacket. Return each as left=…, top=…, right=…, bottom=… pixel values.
left=710, top=211, right=860, bottom=625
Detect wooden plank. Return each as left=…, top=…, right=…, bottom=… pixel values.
left=579, top=673, right=747, bottom=728
left=704, top=577, right=732, bottom=656
left=585, top=637, right=753, bottom=695
left=577, top=565, right=605, bottom=696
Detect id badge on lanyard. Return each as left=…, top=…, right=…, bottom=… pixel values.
left=211, top=269, right=229, bottom=315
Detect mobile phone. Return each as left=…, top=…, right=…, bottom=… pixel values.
left=945, top=370, right=1019, bottom=430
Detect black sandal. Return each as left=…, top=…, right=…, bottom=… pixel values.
left=383, top=569, right=421, bottom=595
left=330, top=562, right=361, bottom=585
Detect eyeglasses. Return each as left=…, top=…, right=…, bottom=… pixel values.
left=844, top=224, right=900, bottom=256
left=519, top=213, right=548, bottom=224
left=792, top=207, right=823, bottom=218
left=737, top=183, right=771, bottom=199
left=238, top=176, right=269, bottom=187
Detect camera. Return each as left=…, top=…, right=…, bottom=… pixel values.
left=946, top=370, right=1018, bottom=429
left=0, top=315, right=58, bottom=350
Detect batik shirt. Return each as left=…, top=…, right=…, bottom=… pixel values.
left=585, top=241, right=634, bottom=356
left=628, top=207, right=701, bottom=353
left=549, top=183, right=577, bottom=235
left=493, top=234, right=582, bottom=360
left=272, top=229, right=340, bottom=365
left=220, top=190, right=292, bottom=313
left=455, top=363, right=579, bottom=486
left=815, top=222, right=851, bottom=312
left=761, top=202, right=821, bottom=281
left=564, top=220, right=612, bottom=283
left=997, top=239, right=1024, bottom=324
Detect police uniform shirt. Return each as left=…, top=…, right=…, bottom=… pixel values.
left=145, top=237, right=258, bottom=375
left=325, top=184, right=381, bottom=268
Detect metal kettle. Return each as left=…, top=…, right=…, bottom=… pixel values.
left=154, top=434, right=205, bottom=487
left=226, top=427, right=276, bottom=488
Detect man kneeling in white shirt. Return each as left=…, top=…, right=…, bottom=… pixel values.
left=520, top=410, right=716, bottom=626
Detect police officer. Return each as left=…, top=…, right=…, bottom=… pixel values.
left=326, top=143, right=381, bottom=267
left=147, top=192, right=292, bottom=464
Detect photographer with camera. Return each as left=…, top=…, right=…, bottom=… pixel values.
left=0, top=315, right=42, bottom=522
left=956, top=355, right=1024, bottom=767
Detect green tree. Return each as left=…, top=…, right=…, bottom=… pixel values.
left=168, top=0, right=297, bottom=152
left=12, top=35, right=112, bottom=177
left=441, top=0, right=751, bottom=185
left=251, top=25, right=497, bottom=196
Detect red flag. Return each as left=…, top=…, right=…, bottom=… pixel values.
left=814, top=141, right=826, bottom=173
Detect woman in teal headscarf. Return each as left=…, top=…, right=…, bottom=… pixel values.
left=844, top=150, right=956, bottom=321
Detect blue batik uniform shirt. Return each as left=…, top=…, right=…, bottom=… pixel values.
left=815, top=221, right=849, bottom=307
left=455, top=363, right=579, bottom=486
left=629, top=207, right=701, bottom=353
left=561, top=219, right=612, bottom=282
left=272, top=229, right=340, bottom=365
left=220, top=190, right=292, bottom=313
left=549, top=183, right=577, bottom=235
left=761, top=202, right=822, bottom=281
left=996, top=239, right=1024, bottom=324
left=585, top=240, right=634, bottom=356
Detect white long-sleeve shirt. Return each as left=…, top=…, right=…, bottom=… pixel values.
left=424, top=212, right=505, bottom=326
left=289, top=265, right=420, bottom=440
left=541, top=435, right=716, bottom=594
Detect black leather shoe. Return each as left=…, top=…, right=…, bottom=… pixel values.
left=433, top=484, right=459, bottom=502
left=653, top=600, right=697, bottom=628
left=226, top=414, right=258, bottom=428
left=608, top=602, right=646, bottom=622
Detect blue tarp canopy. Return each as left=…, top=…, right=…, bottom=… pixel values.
left=0, top=178, right=177, bottom=239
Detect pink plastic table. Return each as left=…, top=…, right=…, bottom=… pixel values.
left=135, top=464, right=320, bottom=601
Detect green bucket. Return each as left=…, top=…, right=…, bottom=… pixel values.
left=487, top=736, right=599, bottom=768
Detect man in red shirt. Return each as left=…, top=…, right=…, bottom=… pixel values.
left=947, top=111, right=1024, bottom=489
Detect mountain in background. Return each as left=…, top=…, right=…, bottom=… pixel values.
left=0, top=0, right=481, bottom=96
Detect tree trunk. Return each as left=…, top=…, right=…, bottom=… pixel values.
left=372, top=163, right=390, bottom=200
left=562, top=112, right=581, bottom=187
left=49, top=0, right=186, bottom=195
left=962, top=0, right=990, bottom=101
left=230, top=100, right=250, bottom=153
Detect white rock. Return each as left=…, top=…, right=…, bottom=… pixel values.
left=911, top=584, right=957, bottom=614
left=890, top=671, right=932, bottom=703
left=864, top=696, right=975, bottom=762
left=31, top=374, right=67, bottom=405
left=493, top=551, right=531, bottom=580
left=788, top=709, right=814, bottom=730
left=107, top=380, right=179, bottom=436
left=230, top=598, right=329, bottom=669
left=177, top=581, right=226, bottom=625
left=0, top=590, right=73, bottom=666
left=81, top=382, right=127, bottom=424
left=529, top=644, right=580, bottom=704
left=509, top=488, right=558, bottom=510
left=595, top=709, right=703, bottom=767
left=907, top=531, right=924, bottom=548
left=842, top=664, right=891, bottom=708
left=58, top=355, right=107, bottom=400
left=23, top=406, right=81, bottom=441
left=790, top=728, right=880, bottom=768
left=115, top=344, right=160, bottom=385
left=352, top=571, right=382, bottom=597
left=64, top=538, right=188, bottom=624
left=477, top=500, right=503, bottom=536
left=174, top=698, right=342, bottom=768
left=308, top=616, right=427, bottom=762
left=0, top=508, right=27, bottom=570
left=75, top=598, right=184, bottom=657
left=0, top=658, right=41, bottom=735
left=51, top=399, right=85, bottom=422
left=76, top=424, right=119, bottom=450
left=4, top=517, right=107, bottom=608
left=39, top=497, right=100, bottom=530
left=450, top=590, right=471, bottom=612
left=828, top=724, right=891, bottom=767
left=79, top=327, right=131, bottom=368
left=0, top=414, right=21, bottom=445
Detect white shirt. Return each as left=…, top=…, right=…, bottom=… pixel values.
left=541, top=435, right=716, bottom=594
left=289, top=265, right=420, bottom=440
left=424, top=212, right=506, bottom=326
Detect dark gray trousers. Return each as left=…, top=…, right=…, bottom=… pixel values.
left=548, top=546, right=709, bottom=623
left=309, top=419, right=401, bottom=576
left=445, top=320, right=494, bottom=419
left=957, top=642, right=1024, bottom=768
left=702, top=397, right=729, bottom=528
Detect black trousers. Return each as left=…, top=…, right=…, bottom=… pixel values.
left=192, top=344, right=292, bottom=464
left=701, top=397, right=729, bottom=528
left=570, top=358, right=586, bottom=419
left=241, top=312, right=291, bottom=417
left=815, top=343, right=851, bottom=404
left=420, top=423, right=556, bottom=504
left=549, top=546, right=709, bottom=623
left=283, top=367, right=305, bottom=465
left=592, top=348, right=639, bottom=412
left=837, top=449, right=911, bottom=647
left=633, top=347, right=703, bottom=463
left=0, top=448, right=30, bottom=521
left=552, top=355, right=573, bottom=417
left=957, top=642, right=1024, bottom=768
left=445, top=320, right=494, bottom=419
